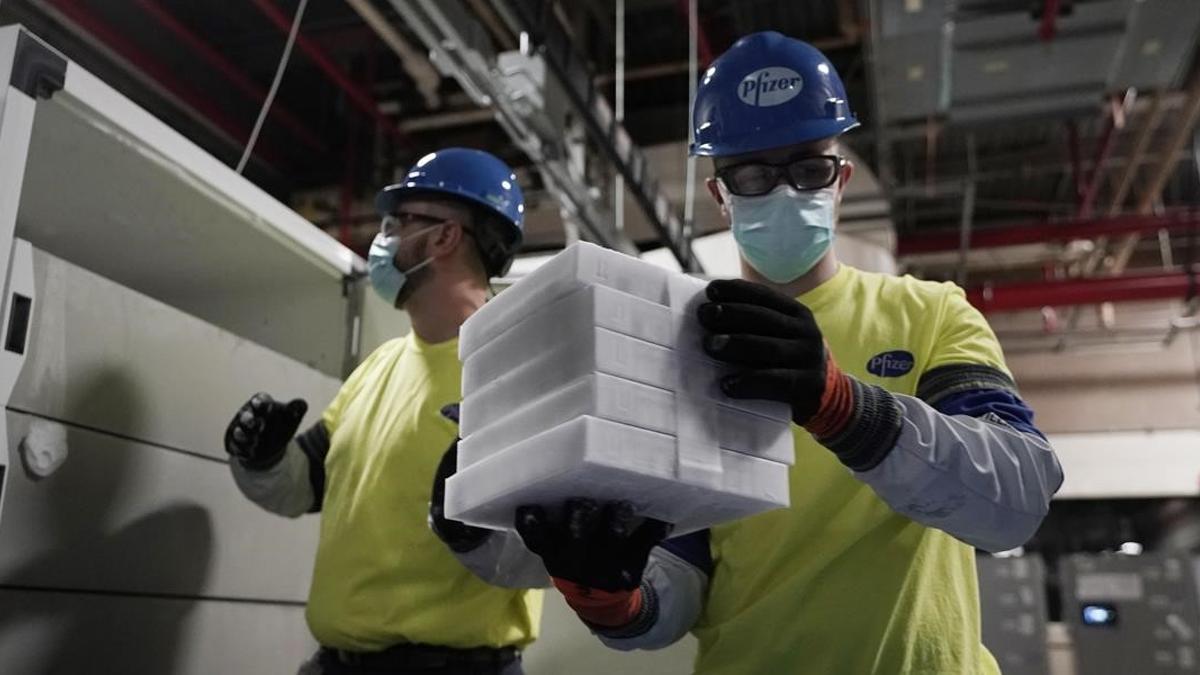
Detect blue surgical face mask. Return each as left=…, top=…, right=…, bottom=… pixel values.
left=722, top=183, right=836, bottom=284
left=367, top=225, right=438, bottom=306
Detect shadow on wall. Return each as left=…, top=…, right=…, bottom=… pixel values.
left=0, top=367, right=216, bottom=673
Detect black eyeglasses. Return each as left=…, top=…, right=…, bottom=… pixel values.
left=715, top=154, right=843, bottom=197
left=380, top=211, right=450, bottom=237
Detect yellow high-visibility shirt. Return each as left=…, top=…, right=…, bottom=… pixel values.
left=306, top=333, right=542, bottom=651
left=694, top=264, right=1005, bottom=675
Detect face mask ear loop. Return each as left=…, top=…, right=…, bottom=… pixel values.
left=391, top=221, right=447, bottom=274
left=402, top=255, right=435, bottom=276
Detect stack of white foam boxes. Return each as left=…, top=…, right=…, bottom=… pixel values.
left=445, top=242, right=795, bottom=535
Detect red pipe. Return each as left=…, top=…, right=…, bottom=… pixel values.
left=968, top=270, right=1192, bottom=313
left=1038, top=0, right=1061, bottom=42
left=246, top=0, right=408, bottom=143
left=133, top=0, right=326, bottom=154
left=1078, top=108, right=1120, bottom=219
left=46, top=0, right=285, bottom=167
left=675, top=0, right=714, bottom=68
left=898, top=212, right=1200, bottom=256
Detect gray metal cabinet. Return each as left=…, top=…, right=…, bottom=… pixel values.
left=0, top=25, right=380, bottom=673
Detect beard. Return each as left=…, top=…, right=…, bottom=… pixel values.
left=393, top=245, right=434, bottom=309
left=394, top=264, right=431, bottom=308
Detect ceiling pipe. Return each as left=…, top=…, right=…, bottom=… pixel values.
left=465, top=0, right=518, bottom=51
left=1134, top=76, right=1200, bottom=215
left=344, top=0, right=442, bottom=109
left=397, top=108, right=495, bottom=132
left=41, top=0, right=285, bottom=169
left=1059, top=93, right=1129, bottom=332
left=246, top=0, right=409, bottom=143
left=1109, top=70, right=1200, bottom=272
left=1038, top=0, right=1061, bottom=43
left=926, top=117, right=941, bottom=197
left=131, top=0, right=325, bottom=154
left=594, top=31, right=862, bottom=86
left=1077, top=95, right=1126, bottom=219
left=1107, top=91, right=1164, bottom=216
left=968, top=269, right=1195, bottom=313
left=898, top=211, right=1200, bottom=256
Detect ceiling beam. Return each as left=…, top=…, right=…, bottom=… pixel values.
left=245, top=0, right=409, bottom=143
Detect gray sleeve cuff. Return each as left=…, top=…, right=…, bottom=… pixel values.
left=590, top=581, right=660, bottom=640
left=594, top=547, right=708, bottom=652
left=440, top=528, right=551, bottom=589
left=230, top=441, right=315, bottom=518
left=817, top=377, right=904, bottom=472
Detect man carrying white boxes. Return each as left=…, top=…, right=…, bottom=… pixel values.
left=445, top=242, right=797, bottom=535
left=436, top=32, right=1065, bottom=675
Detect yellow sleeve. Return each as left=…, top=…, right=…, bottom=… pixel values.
left=926, top=283, right=1011, bottom=377
left=322, top=339, right=401, bottom=434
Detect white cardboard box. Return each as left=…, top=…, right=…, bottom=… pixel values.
left=444, top=416, right=791, bottom=534
left=463, top=283, right=680, bottom=391
left=460, top=323, right=789, bottom=435
left=458, top=371, right=795, bottom=468
left=460, top=242, right=674, bottom=360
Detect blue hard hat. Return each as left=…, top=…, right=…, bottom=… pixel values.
left=375, top=147, right=525, bottom=242
left=691, top=32, right=859, bottom=157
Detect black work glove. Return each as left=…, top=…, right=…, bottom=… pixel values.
left=699, top=278, right=904, bottom=471
left=430, top=441, right=492, bottom=553
left=697, top=278, right=834, bottom=427
left=515, top=499, right=672, bottom=592
left=224, top=393, right=308, bottom=470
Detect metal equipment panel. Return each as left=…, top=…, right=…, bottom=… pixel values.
left=1109, top=0, right=1200, bottom=90
left=978, top=555, right=1050, bottom=675
left=876, top=0, right=948, bottom=37
left=952, top=34, right=1115, bottom=108
left=0, top=588, right=313, bottom=674
left=15, top=89, right=354, bottom=377
left=0, top=409, right=318, bottom=603
left=0, top=26, right=365, bottom=378
left=9, top=245, right=340, bottom=462
left=1062, top=552, right=1200, bottom=674
left=876, top=32, right=944, bottom=121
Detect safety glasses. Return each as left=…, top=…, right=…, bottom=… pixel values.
left=380, top=211, right=450, bottom=237
left=715, top=154, right=843, bottom=197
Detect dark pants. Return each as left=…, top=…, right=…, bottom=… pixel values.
left=300, top=646, right=524, bottom=675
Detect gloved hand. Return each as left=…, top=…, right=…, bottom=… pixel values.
left=697, top=278, right=853, bottom=437
left=516, top=499, right=671, bottom=627
left=430, top=441, right=492, bottom=553
left=224, top=393, right=308, bottom=470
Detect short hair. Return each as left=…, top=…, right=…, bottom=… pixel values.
left=466, top=203, right=520, bottom=278
left=400, top=191, right=519, bottom=278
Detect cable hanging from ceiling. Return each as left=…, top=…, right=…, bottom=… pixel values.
left=237, top=0, right=310, bottom=174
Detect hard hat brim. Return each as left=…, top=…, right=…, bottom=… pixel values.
left=691, top=117, right=859, bottom=157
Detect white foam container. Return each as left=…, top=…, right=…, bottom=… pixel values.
left=461, top=282, right=726, bottom=391
left=459, top=372, right=794, bottom=468
left=460, top=324, right=789, bottom=435
left=461, top=242, right=674, bottom=361
left=444, top=416, right=791, bottom=534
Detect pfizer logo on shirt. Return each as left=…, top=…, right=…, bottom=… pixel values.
left=738, top=67, right=804, bottom=107
left=867, top=350, right=915, bottom=378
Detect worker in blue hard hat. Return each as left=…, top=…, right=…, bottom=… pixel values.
left=223, top=148, right=544, bottom=674
left=511, top=32, right=1064, bottom=674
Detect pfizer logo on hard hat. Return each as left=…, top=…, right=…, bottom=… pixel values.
left=737, top=67, right=804, bottom=107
